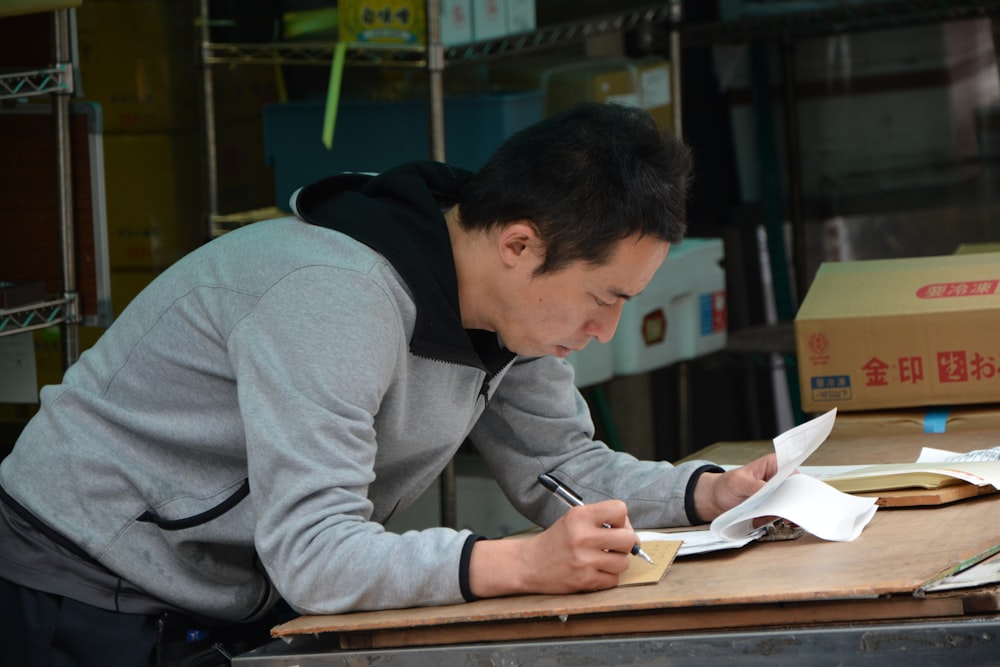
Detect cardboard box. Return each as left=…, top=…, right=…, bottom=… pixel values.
left=470, top=0, right=506, bottom=41
left=76, top=0, right=199, bottom=133
left=635, top=58, right=674, bottom=135
left=339, top=0, right=427, bottom=45
left=795, top=252, right=1000, bottom=413
left=955, top=243, right=1000, bottom=255
left=828, top=404, right=1000, bottom=439
left=546, top=61, right=639, bottom=115
left=212, top=67, right=283, bottom=126
left=0, top=0, right=81, bottom=18
left=490, top=56, right=640, bottom=117
left=103, top=132, right=204, bottom=270
left=215, top=118, right=275, bottom=215
left=440, top=0, right=472, bottom=45
left=507, top=0, right=536, bottom=34
left=613, top=238, right=727, bottom=375
left=110, top=269, right=162, bottom=317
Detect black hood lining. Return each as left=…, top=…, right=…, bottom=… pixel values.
left=293, top=161, right=515, bottom=375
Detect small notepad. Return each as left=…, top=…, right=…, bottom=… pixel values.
left=618, top=539, right=682, bottom=586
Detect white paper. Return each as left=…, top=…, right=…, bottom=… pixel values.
left=709, top=408, right=878, bottom=543
left=813, top=447, right=1000, bottom=490
left=800, top=464, right=867, bottom=478
left=923, top=557, right=1000, bottom=593
left=919, top=446, right=1000, bottom=463
left=717, top=474, right=877, bottom=542
left=637, top=528, right=762, bottom=558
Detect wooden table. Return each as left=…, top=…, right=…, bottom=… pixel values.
left=235, top=429, right=1000, bottom=666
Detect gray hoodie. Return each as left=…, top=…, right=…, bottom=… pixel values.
left=0, top=162, right=710, bottom=622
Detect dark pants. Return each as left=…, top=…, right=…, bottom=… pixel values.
left=0, top=577, right=289, bottom=667
left=0, top=577, right=159, bottom=666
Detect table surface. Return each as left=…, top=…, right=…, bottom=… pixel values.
left=270, top=429, right=1000, bottom=651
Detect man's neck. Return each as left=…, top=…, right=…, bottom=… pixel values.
left=445, top=205, right=495, bottom=333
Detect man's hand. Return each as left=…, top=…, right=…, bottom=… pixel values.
left=468, top=500, right=641, bottom=598
left=692, top=453, right=779, bottom=523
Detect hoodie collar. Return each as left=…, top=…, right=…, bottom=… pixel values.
left=291, top=161, right=515, bottom=374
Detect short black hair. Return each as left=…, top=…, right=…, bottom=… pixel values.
left=459, top=102, right=691, bottom=275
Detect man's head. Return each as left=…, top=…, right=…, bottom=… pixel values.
left=452, top=103, right=693, bottom=358
left=458, top=101, right=691, bottom=276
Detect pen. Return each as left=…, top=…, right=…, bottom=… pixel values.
left=538, top=473, right=655, bottom=565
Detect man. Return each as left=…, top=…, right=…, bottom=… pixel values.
left=0, top=102, right=777, bottom=664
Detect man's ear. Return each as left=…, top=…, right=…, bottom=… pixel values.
left=497, top=221, right=542, bottom=268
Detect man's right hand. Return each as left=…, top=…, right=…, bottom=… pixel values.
left=468, top=500, right=639, bottom=598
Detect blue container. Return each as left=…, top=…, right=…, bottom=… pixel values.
left=262, top=90, right=544, bottom=210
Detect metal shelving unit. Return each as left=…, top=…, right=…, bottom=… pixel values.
left=196, top=1, right=684, bottom=236
left=0, top=9, right=80, bottom=367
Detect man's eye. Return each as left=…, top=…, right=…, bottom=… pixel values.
left=595, top=297, right=610, bottom=307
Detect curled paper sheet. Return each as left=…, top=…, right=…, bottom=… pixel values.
left=710, top=408, right=879, bottom=543
left=712, top=473, right=877, bottom=542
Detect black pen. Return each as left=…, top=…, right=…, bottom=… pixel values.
left=538, top=473, right=655, bottom=565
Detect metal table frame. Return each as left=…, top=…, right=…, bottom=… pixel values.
left=234, top=617, right=1000, bottom=665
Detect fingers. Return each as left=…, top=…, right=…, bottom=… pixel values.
left=565, top=502, right=638, bottom=553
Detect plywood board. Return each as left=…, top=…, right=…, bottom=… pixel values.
left=273, top=493, right=1000, bottom=648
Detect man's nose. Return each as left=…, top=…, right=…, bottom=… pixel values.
left=585, top=304, right=624, bottom=344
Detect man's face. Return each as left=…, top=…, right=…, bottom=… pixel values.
left=495, top=233, right=670, bottom=359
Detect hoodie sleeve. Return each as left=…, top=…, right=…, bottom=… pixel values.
left=231, top=264, right=476, bottom=615
left=470, top=354, right=718, bottom=529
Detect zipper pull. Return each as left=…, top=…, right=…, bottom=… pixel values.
left=479, top=376, right=491, bottom=406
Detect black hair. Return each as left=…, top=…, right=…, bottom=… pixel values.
left=458, top=102, right=691, bottom=275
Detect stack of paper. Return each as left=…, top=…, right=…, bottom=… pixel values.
left=814, top=446, right=1000, bottom=494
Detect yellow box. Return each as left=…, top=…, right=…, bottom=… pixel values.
left=338, top=0, right=427, bottom=45
left=103, top=132, right=204, bottom=270
left=216, top=118, right=276, bottom=215
left=213, top=67, right=283, bottom=125
left=634, top=58, right=674, bottom=135
left=795, top=253, right=1000, bottom=412
left=490, top=56, right=639, bottom=117
left=0, top=0, right=81, bottom=19
left=546, top=64, right=637, bottom=116
left=110, top=269, right=162, bottom=317
left=76, top=0, right=198, bottom=132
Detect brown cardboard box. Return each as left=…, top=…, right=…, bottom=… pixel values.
left=955, top=243, right=1000, bottom=255
left=215, top=118, right=275, bottom=215
left=489, top=56, right=638, bottom=117
left=77, top=0, right=278, bottom=133
left=544, top=61, right=638, bottom=116
left=103, top=132, right=204, bottom=270
left=634, top=57, right=674, bottom=136
left=829, top=405, right=1000, bottom=439
left=110, top=269, right=162, bottom=317
left=76, top=0, right=199, bottom=133
left=795, top=253, right=1000, bottom=412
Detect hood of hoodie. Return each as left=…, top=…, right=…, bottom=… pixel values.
left=290, top=161, right=515, bottom=375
